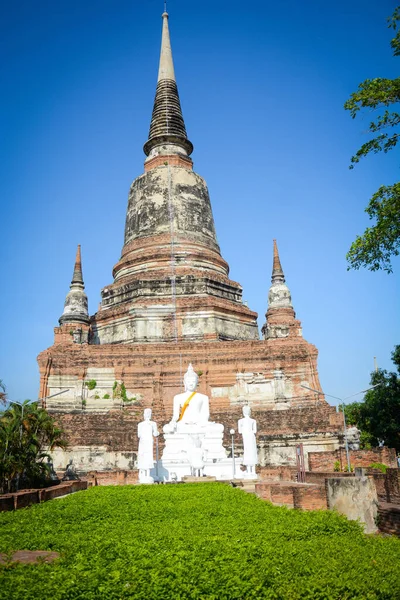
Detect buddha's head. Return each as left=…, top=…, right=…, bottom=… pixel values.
left=144, top=408, right=152, bottom=421
left=242, top=405, right=251, bottom=417
left=184, top=363, right=199, bottom=392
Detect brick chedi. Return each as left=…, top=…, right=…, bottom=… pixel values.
left=91, top=12, right=258, bottom=344
left=37, top=11, right=344, bottom=473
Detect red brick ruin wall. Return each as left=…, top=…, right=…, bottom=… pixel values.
left=308, top=447, right=397, bottom=471
left=54, top=404, right=343, bottom=453
left=38, top=337, right=324, bottom=415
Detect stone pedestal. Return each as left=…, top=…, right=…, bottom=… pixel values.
left=158, top=422, right=241, bottom=482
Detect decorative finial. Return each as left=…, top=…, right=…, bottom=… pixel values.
left=272, top=239, right=285, bottom=284
left=71, top=244, right=84, bottom=286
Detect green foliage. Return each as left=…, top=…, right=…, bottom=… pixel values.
left=81, top=399, right=87, bottom=408
left=0, top=401, right=67, bottom=494
left=343, top=401, right=362, bottom=426
left=120, top=383, right=128, bottom=403
left=345, top=6, right=400, bottom=273
left=85, top=380, right=97, bottom=390
left=346, top=184, right=400, bottom=273
left=0, top=484, right=400, bottom=599
left=369, top=462, right=388, bottom=473
left=343, top=346, right=400, bottom=452
left=0, top=379, right=6, bottom=405
left=113, top=381, right=134, bottom=403
left=333, top=460, right=341, bottom=472
left=94, top=395, right=100, bottom=400
left=344, top=464, right=354, bottom=473
left=103, top=394, right=110, bottom=399
left=356, top=346, right=400, bottom=452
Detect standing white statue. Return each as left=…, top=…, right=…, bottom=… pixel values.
left=238, top=405, right=258, bottom=478
left=137, top=408, right=159, bottom=483
left=164, top=363, right=210, bottom=432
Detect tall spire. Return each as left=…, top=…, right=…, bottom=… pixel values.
left=71, top=244, right=84, bottom=286
left=272, top=239, right=285, bottom=284
left=158, top=11, right=175, bottom=82
left=143, top=12, right=193, bottom=158
left=59, top=245, right=90, bottom=326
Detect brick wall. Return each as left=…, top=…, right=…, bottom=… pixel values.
left=371, top=474, right=387, bottom=502
left=308, top=447, right=397, bottom=472
left=270, top=484, right=295, bottom=507
left=82, top=470, right=139, bottom=486
left=255, top=481, right=328, bottom=510
left=305, top=472, right=354, bottom=485
left=0, top=482, right=88, bottom=512
left=385, top=469, right=400, bottom=504
left=258, top=466, right=297, bottom=481
left=293, top=485, right=327, bottom=510
left=378, top=503, right=400, bottom=536
left=255, top=483, right=273, bottom=501
left=54, top=404, right=341, bottom=454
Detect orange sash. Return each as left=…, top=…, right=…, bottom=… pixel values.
left=177, top=391, right=197, bottom=422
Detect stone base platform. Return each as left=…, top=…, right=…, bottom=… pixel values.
left=182, top=476, right=216, bottom=483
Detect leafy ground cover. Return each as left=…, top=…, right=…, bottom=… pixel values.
left=0, top=483, right=399, bottom=599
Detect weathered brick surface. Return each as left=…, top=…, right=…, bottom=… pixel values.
left=258, top=466, right=297, bottom=481
left=305, top=472, right=354, bottom=485
left=0, top=495, right=15, bottom=511
left=39, top=481, right=87, bottom=501
left=293, top=485, right=327, bottom=510
left=255, top=481, right=327, bottom=510
left=372, top=474, right=387, bottom=502
left=52, top=404, right=341, bottom=455
left=83, top=470, right=139, bottom=486
left=144, top=154, right=193, bottom=171
left=0, top=482, right=88, bottom=512
left=39, top=338, right=327, bottom=416
left=378, top=503, right=400, bottom=536
left=255, top=483, right=273, bottom=501
left=385, top=469, right=400, bottom=504
left=270, top=484, right=295, bottom=507
left=15, top=490, right=40, bottom=509
left=308, top=447, right=397, bottom=472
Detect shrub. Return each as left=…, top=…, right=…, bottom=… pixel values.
left=333, top=460, right=341, bottom=472
left=103, top=394, right=110, bottom=399
left=0, top=401, right=67, bottom=494
left=369, top=462, right=388, bottom=473
left=0, top=484, right=399, bottom=599
left=85, top=380, right=97, bottom=390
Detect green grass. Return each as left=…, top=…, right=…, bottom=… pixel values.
left=0, top=483, right=399, bottom=599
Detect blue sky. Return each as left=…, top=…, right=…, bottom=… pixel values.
left=1, top=0, right=398, bottom=404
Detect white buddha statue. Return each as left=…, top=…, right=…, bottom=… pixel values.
left=160, top=364, right=227, bottom=481
left=238, top=405, right=258, bottom=478
left=164, top=364, right=211, bottom=433
left=137, top=408, right=159, bottom=483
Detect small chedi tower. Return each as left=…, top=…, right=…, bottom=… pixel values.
left=56, top=245, right=90, bottom=345
left=38, top=11, right=344, bottom=473
left=262, top=240, right=302, bottom=341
